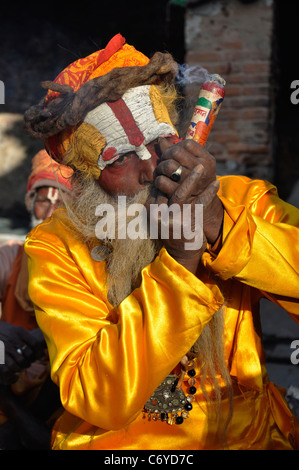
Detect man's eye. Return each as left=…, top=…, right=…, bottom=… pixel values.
left=117, top=155, right=127, bottom=163
left=111, top=154, right=130, bottom=167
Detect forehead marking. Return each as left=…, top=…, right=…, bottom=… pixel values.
left=107, top=98, right=144, bottom=148
left=47, top=187, right=59, bottom=205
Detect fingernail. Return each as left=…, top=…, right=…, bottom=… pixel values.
left=194, top=163, right=204, bottom=174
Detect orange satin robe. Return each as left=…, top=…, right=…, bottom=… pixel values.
left=24, top=175, right=299, bottom=450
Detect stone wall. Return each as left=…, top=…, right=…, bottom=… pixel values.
left=185, top=0, right=274, bottom=180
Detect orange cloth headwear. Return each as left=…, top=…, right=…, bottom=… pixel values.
left=26, top=149, right=73, bottom=196
left=45, top=34, right=150, bottom=162
left=24, top=34, right=179, bottom=180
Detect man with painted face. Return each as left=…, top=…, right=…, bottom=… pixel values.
left=24, top=34, right=299, bottom=450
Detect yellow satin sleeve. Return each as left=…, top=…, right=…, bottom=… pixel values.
left=24, top=211, right=223, bottom=431
left=204, top=175, right=299, bottom=319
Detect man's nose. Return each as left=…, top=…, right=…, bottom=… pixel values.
left=139, top=155, right=158, bottom=185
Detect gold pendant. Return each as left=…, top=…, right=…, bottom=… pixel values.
left=143, top=374, right=193, bottom=425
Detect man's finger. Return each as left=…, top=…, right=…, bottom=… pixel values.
left=169, top=164, right=206, bottom=205
left=155, top=159, right=188, bottom=180
left=158, top=136, right=173, bottom=150
left=196, top=179, right=220, bottom=207
left=159, top=138, right=205, bottom=170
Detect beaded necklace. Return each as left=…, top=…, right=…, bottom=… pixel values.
left=143, top=358, right=197, bottom=425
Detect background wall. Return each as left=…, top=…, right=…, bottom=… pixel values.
left=185, top=0, right=274, bottom=181
left=184, top=0, right=299, bottom=201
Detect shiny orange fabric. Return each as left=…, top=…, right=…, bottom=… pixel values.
left=24, top=175, right=299, bottom=449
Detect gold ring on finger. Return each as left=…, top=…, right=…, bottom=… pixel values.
left=170, top=165, right=183, bottom=182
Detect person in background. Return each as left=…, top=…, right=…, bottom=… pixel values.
left=0, top=149, right=73, bottom=449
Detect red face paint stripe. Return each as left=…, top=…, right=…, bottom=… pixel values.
left=102, top=146, right=117, bottom=161
left=107, top=99, right=145, bottom=147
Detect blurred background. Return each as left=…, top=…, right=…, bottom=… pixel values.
left=0, top=0, right=298, bottom=409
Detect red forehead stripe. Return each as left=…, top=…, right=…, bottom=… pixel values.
left=107, top=99, right=145, bottom=147
left=102, top=146, right=117, bottom=162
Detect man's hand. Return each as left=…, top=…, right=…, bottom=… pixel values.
left=0, top=323, right=46, bottom=385
left=147, top=137, right=223, bottom=273
left=155, top=138, right=223, bottom=243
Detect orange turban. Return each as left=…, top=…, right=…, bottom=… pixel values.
left=46, top=34, right=148, bottom=98
left=44, top=34, right=150, bottom=162
left=24, top=34, right=178, bottom=178
left=26, top=149, right=73, bottom=194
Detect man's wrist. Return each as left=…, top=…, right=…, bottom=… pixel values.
left=204, top=199, right=224, bottom=245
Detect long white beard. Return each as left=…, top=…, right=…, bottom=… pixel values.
left=65, top=177, right=160, bottom=307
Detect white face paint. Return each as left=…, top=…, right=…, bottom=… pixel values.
left=46, top=187, right=59, bottom=205
left=84, top=85, right=177, bottom=170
